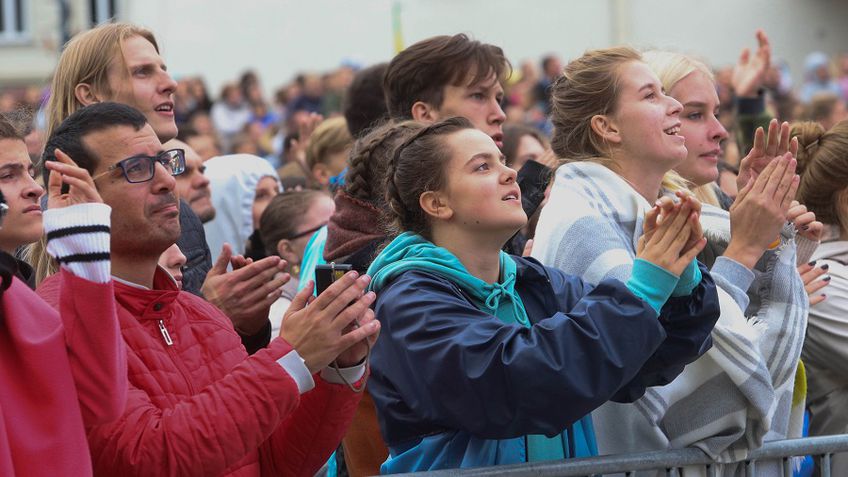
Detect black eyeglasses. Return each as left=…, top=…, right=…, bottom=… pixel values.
left=287, top=222, right=327, bottom=241
left=94, top=149, right=186, bottom=184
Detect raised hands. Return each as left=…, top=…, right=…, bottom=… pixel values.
left=732, top=29, right=771, bottom=98
left=45, top=149, right=103, bottom=208
left=202, top=243, right=290, bottom=336
left=726, top=153, right=799, bottom=269
left=280, top=271, right=380, bottom=373
left=788, top=200, right=823, bottom=243
left=637, top=192, right=706, bottom=276
left=737, top=119, right=798, bottom=192
left=798, top=261, right=829, bottom=306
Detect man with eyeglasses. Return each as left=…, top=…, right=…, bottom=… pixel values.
left=36, top=101, right=380, bottom=477
left=45, top=22, right=283, bottom=354
left=167, top=138, right=216, bottom=224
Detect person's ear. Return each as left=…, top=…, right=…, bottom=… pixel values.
left=411, top=101, right=439, bottom=123
left=276, top=239, right=298, bottom=264
left=74, top=83, right=104, bottom=107
left=311, top=163, right=330, bottom=186
left=590, top=114, right=622, bottom=145
left=419, top=190, right=453, bottom=221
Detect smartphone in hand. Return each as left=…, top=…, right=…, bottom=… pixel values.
left=314, top=263, right=353, bottom=296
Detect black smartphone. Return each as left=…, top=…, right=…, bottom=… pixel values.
left=315, top=263, right=353, bottom=295
left=0, top=190, right=7, bottom=228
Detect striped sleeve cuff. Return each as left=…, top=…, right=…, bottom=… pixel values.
left=43, top=203, right=111, bottom=283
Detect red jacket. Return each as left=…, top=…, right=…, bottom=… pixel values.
left=1, top=271, right=126, bottom=476
left=38, top=268, right=362, bottom=477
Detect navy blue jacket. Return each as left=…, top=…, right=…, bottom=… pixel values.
left=370, top=256, right=719, bottom=448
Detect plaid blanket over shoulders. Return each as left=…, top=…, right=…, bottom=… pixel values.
left=532, top=162, right=808, bottom=471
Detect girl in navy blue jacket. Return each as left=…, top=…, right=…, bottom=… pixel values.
left=365, top=117, right=720, bottom=474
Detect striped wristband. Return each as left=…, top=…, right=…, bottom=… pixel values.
left=43, top=203, right=112, bottom=283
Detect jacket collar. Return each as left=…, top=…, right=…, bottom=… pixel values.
left=512, top=255, right=550, bottom=283
left=113, top=266, right=181, bottom=318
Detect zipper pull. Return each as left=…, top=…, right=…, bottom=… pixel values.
left=158, top=319, right=173, bottom=346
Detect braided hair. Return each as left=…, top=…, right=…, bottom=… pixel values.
left=344, top=120, right=423, bottom=207
left=383, top=116, right=474, bottom=238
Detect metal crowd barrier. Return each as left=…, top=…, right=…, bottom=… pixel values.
left=391, top=434, right=848, bottom=477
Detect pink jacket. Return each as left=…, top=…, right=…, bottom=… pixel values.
left=1, top=271, right=125, bottom=476
left=38, top=268, right=362, bottom=477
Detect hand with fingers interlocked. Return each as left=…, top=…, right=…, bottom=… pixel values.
left=638, top=193, right=706, bottom=276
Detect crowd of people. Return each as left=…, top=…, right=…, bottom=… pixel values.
left=1, top=20, right=848, bottom=477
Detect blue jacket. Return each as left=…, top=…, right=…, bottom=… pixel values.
left=370, top=256, right=719, bottom=473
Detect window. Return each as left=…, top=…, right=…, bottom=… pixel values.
left=90, top=0, right=116, bottom=26
left=0, top=0, right=28, bottom=44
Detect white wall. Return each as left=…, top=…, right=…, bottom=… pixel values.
left=3, top=0, right=847, bottom=94
left=624, top=0, right=848, bottom=84
left=123, top=0, right=848, bottom=98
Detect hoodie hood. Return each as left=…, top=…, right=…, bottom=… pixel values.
left=367, top=232, right=530, bottom=327
left=203, top=154, right=280, bottom=263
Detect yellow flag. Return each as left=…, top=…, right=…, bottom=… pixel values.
left=392, top=1, right=404, bottom=53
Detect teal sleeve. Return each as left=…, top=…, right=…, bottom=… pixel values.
left=626, top=258, right=679, bottom=315
left=671, top=259, right=702, bottom=297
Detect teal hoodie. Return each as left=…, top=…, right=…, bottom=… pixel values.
left=369, top=233, right=588, bottom=465
left=366, top=233, right=703, bottom=473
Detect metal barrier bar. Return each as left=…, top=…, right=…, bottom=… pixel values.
left=390, top=434, right=848, bottom=477
left=820, top=453, right=831, bottom=477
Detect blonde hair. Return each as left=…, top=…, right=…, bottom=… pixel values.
left=793, top=120, right=848, bottom=231
left=550, top=46, right=686, bottom=193
left=644, top=50, right=718, bottom=204
left=35, top=23, right=157, bottom=284
left=24, top=237, right=58, bottom=287
left=642, top=50, right=714, bottom=94
left=305, top=117, right=353, bottom=170
left=46, top=22, right=158, bottom=140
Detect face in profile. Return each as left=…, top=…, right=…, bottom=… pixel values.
left=510, top=134, right=546, bottom=172
left=158, top=243, right=186, bottom=289
left=670, top=70, right=728, bottom=186
left=426, top=72, right=507, bottom=149
left=275, top=194, right=335, bottom=268
left=604, top=61, right=687, bottom=171
left=0, top=138, right=44, bottom=253
left=252, top=176, right=280, bottom=229
left=169, top=139, right=215, bottom=223
left=105, top=35, right=178, bottom=142
left=87, top=123, right=181, bottom=256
